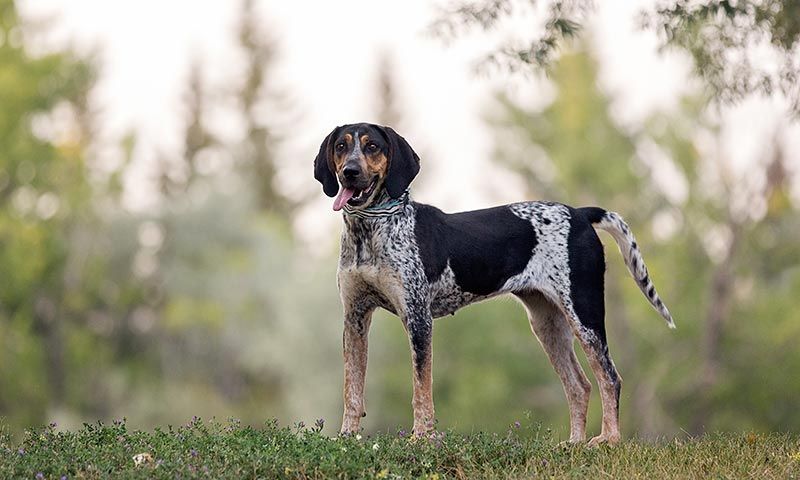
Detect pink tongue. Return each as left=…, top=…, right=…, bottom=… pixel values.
left=333, top=188, right=355, bottom=211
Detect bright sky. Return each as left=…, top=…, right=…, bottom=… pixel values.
left=19, top=0, right=799, bottom=239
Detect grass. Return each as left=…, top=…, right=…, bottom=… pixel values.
left=1, top=418, right=799, bottom=479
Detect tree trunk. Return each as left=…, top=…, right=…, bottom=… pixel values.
left=691, top=223, right=742, bottom=434
left=34, top=295, right=66, bottom=407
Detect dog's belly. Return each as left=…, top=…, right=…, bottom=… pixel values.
left=428, top=264, right=493, bottom=318
left=429, top=290, right=486, bottom=318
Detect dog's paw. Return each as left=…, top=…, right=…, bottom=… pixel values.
left=338, top=426, right=362, bottom=438
left=557, top=437, right=585, bottom=448
left=409, top=429, right=444, bottom=445
left=410, top=428, right=434, bottom=439
left=411, top=418, right=436, bottom=438
left=587, top=433, right=621, bottom=447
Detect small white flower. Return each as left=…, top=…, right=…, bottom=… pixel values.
left=372, top=443, right=379, bottom=451
left=355, top=434, right=362, bottom=440
left=132, top=453, right=153, bottom=467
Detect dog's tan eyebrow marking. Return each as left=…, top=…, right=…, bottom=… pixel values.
left=344, top=133, right=353, bottom=145
left=360, top=134, right=370, bottom=147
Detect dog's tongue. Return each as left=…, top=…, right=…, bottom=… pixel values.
left=333, top=188, right=355, bottom=211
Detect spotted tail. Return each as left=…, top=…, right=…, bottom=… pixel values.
left=580, top=207, right=676, bottom=329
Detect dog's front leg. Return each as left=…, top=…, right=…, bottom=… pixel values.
left=341, top=304, right=374, bottom=435
left=404, top=305, right=435, bottom=436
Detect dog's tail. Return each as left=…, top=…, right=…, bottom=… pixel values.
left=580, top=207, right=675, bottom=329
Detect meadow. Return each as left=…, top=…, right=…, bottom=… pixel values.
left=2, top=419, right=799, bottom=479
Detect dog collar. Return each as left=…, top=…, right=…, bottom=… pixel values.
left=342, top=190, right=409, bottom=219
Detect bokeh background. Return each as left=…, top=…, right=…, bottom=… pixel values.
left=1, top=0, right=799, bottom=440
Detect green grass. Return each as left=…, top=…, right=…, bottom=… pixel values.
left=2, top=419, right=799, bottom=479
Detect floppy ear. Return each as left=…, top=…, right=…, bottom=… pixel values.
left=314, top=126, right=341, bottom=197
left=379, top=126, right=420, bottom=198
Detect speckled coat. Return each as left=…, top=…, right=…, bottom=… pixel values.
left=315, top=123, right=674, bottom=445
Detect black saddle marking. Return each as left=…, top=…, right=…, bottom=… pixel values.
left=413, top=203, right=538, bottom=296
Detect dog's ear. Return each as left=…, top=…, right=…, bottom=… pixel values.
left=379, top=126, right=420, bottom=198
left=314, top=126, right=341, bottom=197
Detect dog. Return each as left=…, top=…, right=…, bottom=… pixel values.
left=313, top=122, right=675, bottom=445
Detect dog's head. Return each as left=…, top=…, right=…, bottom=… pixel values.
left=314, top=123, right=420, bottom=211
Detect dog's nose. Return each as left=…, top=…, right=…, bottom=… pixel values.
left=342, top=164, right=360, bottom=179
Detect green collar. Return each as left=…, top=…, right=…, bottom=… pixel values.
left=343, top=190, right=410, bottom=219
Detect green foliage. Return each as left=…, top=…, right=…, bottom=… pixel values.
left=432, top=0, right=800, bottom=113
left=1, top=0, right=798, bottom=445
left=642, top=0, right=800, bottom=112
left=0, top=0, right=300, bottom=434
left=432, top=0, right=588, bottom=74
left=495, top=52, right=644, bottom=208
left=0, top=0, right=99, bottom=432
left=1, top=419, right=799, bottom=479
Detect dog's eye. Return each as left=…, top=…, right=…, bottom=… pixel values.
left=335, top=143, right=346, bottom=153
left=366, top=143, right=378, bottom=153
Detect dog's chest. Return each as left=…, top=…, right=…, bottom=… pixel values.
left=339, top=216, right=410, bottom=267
left=338, top=215, right=419, bottom=311
left=338, top=264, right=402, bottom=313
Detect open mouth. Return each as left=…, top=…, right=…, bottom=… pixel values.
left=332, top=177, right=379, bottom=211
left=347, top=178, right=379, bottom=206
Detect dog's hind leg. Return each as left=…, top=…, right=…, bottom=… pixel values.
left=572, top=320, right=622, bottom=447
left=341, top=303, right=374, bottom=435
left=558, top=279, right=623, bottom=446
left=516, top=290, right=591, bottom=443
left=554, top=218, right=623, bottom=446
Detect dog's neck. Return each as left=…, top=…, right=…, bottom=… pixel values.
left=342, top=189, right=410, bottom=220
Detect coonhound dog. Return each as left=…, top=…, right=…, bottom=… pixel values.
left=313, top=122, right=675, bottom=445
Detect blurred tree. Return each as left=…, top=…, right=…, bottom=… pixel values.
left=0, top=0, right=307, bottom=433
left=235, top=0, right=296, bottom=218
left=158, top=62, right=217, bottom=197
left=432, top=0, right=585, bottom=72
left=667, top=120, right=797, bottom=434
left=432, top=0, right=800, bottom=113
left=642, top=1, right=800, bottom=113
left=371, top=54, right=435, bottom=192
left=101, top=0, right=308, bottom=427
left=376, top=55, right=402, bottom=128
left=0, top=0, right=98, bottom=428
